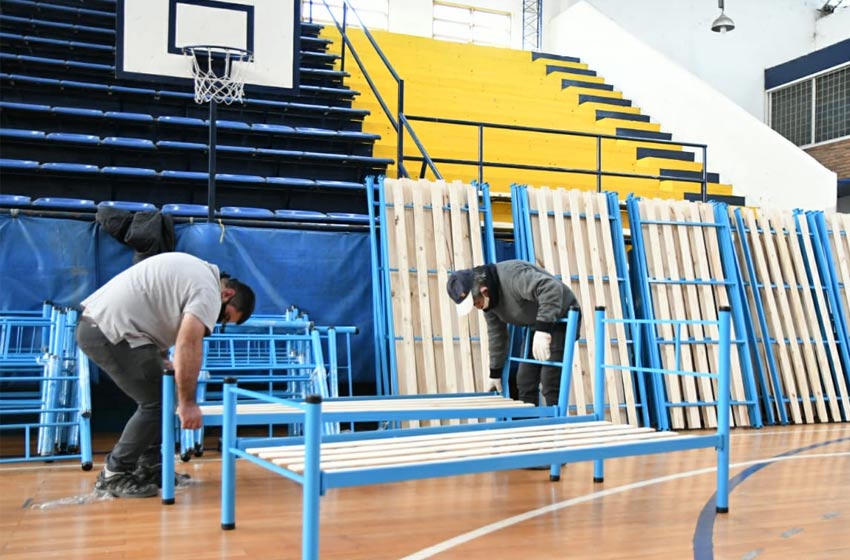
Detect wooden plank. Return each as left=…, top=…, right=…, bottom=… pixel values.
left=672, top=201, right=717, bottom=428
left=759, top=211, right=814, bottom=423
left=568, top=189, right=595, bottom=415
left=550, top=189, right=587, bottom=418
left=696, top=202, right=750, bottom=426
left=828, top=213, right=850, bottom=315
left=448, top=181, right=477, bottom=395
left=582, top=191, right=624, bottom=424
left=771, top=210, right=831, bottom=421
left=536, top=187, right=557, bottom=275
left=390, top=180, right=419, bottom=399
left=802, top=213, right=850, bottom=418
left=411, top=183, right=439, bottom=398
left=593, top=192, right=639, bottom=426
left=642, top=198, right=686, bottom=429
left=741, top=209, right=802, bottom=424
left=656, top=199, right=702, bottom=428
left=684, top=202, right=726, bottom=424
left=464, top=181, right=489, bottom=394
left=430, top=181, right=460, bottom=394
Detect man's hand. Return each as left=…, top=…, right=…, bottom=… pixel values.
left=487, top=378, right=503, bottom=393
left=177, top=402, right=203, bottom=430
left=532, top=331, right=552, bottom=362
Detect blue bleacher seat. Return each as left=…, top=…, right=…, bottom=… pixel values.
left=32, top=197, right=96, bottom=209
left=109, top=85, right=157, bottom=96
left=157, top=116, right=205, bottom=127
left=220, top=206, right=275, bottom=218
left=0, top=101, right=51, bottom=113
left=101, top=166, right=158, bottom=177
left=45, top=132, right=100, bottom=145
left=0, top=129, right=46, bottom=140
left=326, top=212, right=370, bottom=223
left=251, top=123, right=296, bottom=134
left=52, top=106, right=105, bottom=118
left=156, top=140, right=208, bottom=151
left=0, top=158, right=40, bottom=169
left=216, top=145, right=255, bottom=154
left=161, top=203, right=209, bottom=217
left=101, top=137, right=156, bottom=149
left=266, top=177, right=316, bottom=187
left=104, top=111, right=154, bottom=122
left=215, top=173, right=265, bottom=184
left=214, top=120, right=251, bottom=131
left=60, top=79, right=110, bottom=92
left=295, top=127, right=338, bottom=137
left=0, top=194, right=32, bottom=207
left=40, top=162, right=99, bottom=173
left=255, top=148, right=305, bottom=158
left=314, top=180, right=366, bottom=189
left=274, top=209, right=328, bottom=221
left=160, top=170, right=208, bottom=181
left=98, top=200, right=158, bottom=212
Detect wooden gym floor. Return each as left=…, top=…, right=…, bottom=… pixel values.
left=1, top=424, right=849, bottom=559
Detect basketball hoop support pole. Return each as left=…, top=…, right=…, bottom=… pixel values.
left=207, top=100, right=217, bottom=223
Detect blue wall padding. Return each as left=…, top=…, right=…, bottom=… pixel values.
left=0, top=215, right=375, bottom=384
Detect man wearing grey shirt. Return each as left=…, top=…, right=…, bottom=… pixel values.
left=446, top=260, right=580, bottom=407
left=76, top=252, right=255, bottom=498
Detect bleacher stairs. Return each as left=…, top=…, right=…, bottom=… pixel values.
left=329, top=28, right=743, bottom=223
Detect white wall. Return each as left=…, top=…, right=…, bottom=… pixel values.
left=542, top=0, right=849, bottom=121
left=546, top=1, right=837, bottom=211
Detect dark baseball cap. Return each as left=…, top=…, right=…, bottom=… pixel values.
left=446, top=269, right=475, bottom=316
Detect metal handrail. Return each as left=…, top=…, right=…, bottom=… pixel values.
left=402, top=114, right=711, bottom=200
left=305, top=2, right=711, bottom=200
left=307, top=0, right=440, bottom=179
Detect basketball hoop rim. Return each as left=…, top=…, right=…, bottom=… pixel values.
left=182, top=44, right=254, bottom=62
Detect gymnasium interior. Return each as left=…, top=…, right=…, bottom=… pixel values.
left=1, top=1, right=849, bottom=558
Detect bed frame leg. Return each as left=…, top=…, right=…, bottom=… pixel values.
left=221, top=378, right=237, bottom=530
left=593, top=458, right=604, bottom=483
left=161, top=371, right=176, bottom=505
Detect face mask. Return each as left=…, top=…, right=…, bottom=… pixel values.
left=217, top=297, right=233, bottom=332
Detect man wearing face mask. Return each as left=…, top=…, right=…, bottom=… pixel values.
left=446, top=260, right=579, bottom=407
left=76, top=252, right=255, bottom=498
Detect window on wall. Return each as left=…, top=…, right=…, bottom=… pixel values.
left=769, top=65, right=849, bottom=147
left=432, top=1, right=511, bottom=47
left=302, top=0, right=389, bottom=30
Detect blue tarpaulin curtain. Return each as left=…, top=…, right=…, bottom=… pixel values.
left=0, top=215, right=376, bottom=383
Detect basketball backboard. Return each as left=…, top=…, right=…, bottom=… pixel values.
left=116, top=0, right=299, bottom=93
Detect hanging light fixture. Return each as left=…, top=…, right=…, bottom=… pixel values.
left=711, top=0, right=735, bottom=33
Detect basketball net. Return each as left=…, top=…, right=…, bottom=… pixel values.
left=184, top=45, right=253, bottom=105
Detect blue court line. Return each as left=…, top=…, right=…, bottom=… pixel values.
left=692, top=435, right=850, bottom=559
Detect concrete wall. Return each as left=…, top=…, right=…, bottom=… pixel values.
left=545, top=1, right=837, bottom=211
left=542, top=0, right=850, bottom=121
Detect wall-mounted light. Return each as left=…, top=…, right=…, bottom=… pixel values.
left=711, top=0, right=735, bottom=33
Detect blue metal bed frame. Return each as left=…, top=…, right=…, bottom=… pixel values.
left=161, top=309, right=582, bottom=504
left=0, top=304, right=93, bottom=468
left=218, top=308, right=733, bottom=560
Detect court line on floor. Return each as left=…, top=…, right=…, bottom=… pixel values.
left=692, top=435, right=850, bottom=559
left=400, top=450, right=850, bottom=560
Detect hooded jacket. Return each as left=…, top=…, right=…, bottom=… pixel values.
left=483, top=260, right=579, bottom=370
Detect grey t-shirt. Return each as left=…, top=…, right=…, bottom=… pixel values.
left=81, top=252, right=221, bottom=350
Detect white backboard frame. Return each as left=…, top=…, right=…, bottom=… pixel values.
left=116, top=0, right=300, bottom=95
